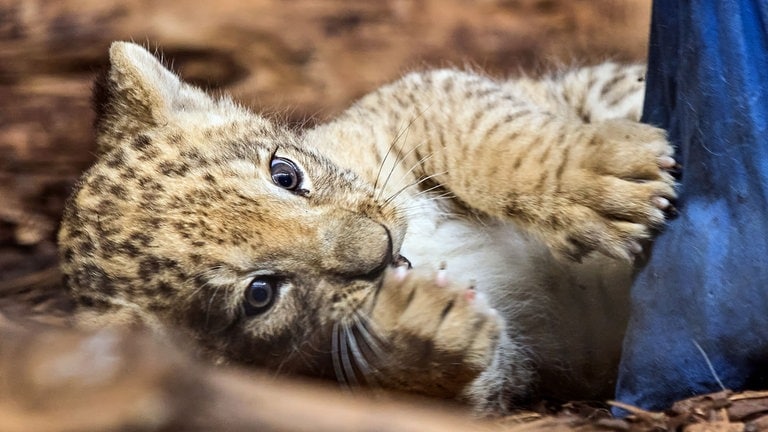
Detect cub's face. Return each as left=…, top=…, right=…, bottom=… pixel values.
left=59, top=43, right=407, bottom=379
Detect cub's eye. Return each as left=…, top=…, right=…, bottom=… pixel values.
left=270, top=157, right=302, bottom=191
left=243, top=277, right=278, bottom=316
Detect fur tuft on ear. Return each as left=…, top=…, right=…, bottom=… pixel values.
left=92, top=42, right=226, bottom=155
left=92, top=42, right=182, bottom=154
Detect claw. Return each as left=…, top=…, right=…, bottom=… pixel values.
left=669, top=163, right=683, bottom=180
left=393, top=254, right=412, bottom=269
left=393, top=265, right=408, bottom=281
left=436, top=263, right=448, bottom=287
left=665, top=205, right=679, bottom=219
left=652, top=196, right=671, bottom=209
left=658, top=156, right=677, bottom=169
left=465, top=281, right=477, bottom=302
left=464, top=289, right=476, bottom=302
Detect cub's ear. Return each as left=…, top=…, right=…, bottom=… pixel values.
left=92, top=42, right=217, bottom=154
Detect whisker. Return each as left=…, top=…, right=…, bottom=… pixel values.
left=183, top=266, right=230, bottom=333
left=376, top=123, right=414, bottom=201
left=275, top=339, right=320, bottom=376
left=204, top=285, right=222, bottom=330
left=379, top=148, right=435, bottom=201
left=398, top=191, right=457, bottom=210
left=345, top=322, right=374, bottom=384
left=339, top=323, right=360, bottom=386
left=384, top=170, right=448, bottom=205
left=374, top=104, right=434, bottom=199
left=409, top=182, right=448, bottom=199
left=354, top=313, right=387, bottom=362
left=400, top=208, right=460, bottom=220
left=331, top=322, right=350, bottom=389
left=183, top=266, right=223, bottom=300
left=374, top=117, right=420, bottom=194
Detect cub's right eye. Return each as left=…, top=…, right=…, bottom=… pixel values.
left=270, top=157, right=302, bottom=191
left=243, top=277, right=278, bottom=316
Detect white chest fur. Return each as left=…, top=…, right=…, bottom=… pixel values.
left=399, top=196, right=635, bottom=399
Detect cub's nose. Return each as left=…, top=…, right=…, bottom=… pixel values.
left=320, top=213, right=392, bottom=279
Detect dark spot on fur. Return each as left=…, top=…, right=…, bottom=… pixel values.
left=137, top=176, right=165, bottom=192
left=95, top=199, right=118, bottom=215
left=62, top=247, right=74, bottom=262
left=138, top=257, right=162, bottom=280
left=132, top=134, right=153, bottom=151
left=158, top=160, right=191, bottom=177
left=140, top=191, right=162, bottom=203
left=99, top=239, right=119, bottom=259
left=119, top=169, right=137, bottom=180
left=129, top=231, right=154, bottom=247
left=151, top=217, right=164, bottom=228
left=79, top=263, right=115, bottom=295
left=108, top=184, right=128, bottom=199
left=77, top=295, right=114, bottom=311
left=504, top=195, right=535, bottom=224
left=180, top=148, right=208, bottom=167
left=203, top=173, right=217, bottom=184
left=157, top=281, right=175, bottom=295
left=78, top=241, right=95, bottom=256
left=87, top=174, right=109, bottom=194
left=159, top=257, right=180, bottom=271
left=137, top=146, right=161, bottom=161
left=117, top=240, right=142, bottom=258
left=106, top=148, right=127, bottom=168
left=168, top=133, right=184, bottom=145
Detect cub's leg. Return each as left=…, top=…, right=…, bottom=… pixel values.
left=509, top=62, right=648, bottom=123
left=342, top=68, right=677, bottom=260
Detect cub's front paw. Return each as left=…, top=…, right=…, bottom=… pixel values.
left=361, top=265, right=504, bottom=399
left=553, top=119, right=678, bottom=261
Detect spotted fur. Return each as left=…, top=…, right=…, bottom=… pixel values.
left=59, top=42, right=676, bottom=416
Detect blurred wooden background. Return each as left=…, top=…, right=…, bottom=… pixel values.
left=0, top=1, right=651, bottom=430
left=0, top=0, right=650, bottom=299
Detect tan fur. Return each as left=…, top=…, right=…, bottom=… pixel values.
left=59, top=42, right=676, bottom=416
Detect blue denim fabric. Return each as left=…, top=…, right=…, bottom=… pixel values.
left=614, top=0, right=768, bottom=414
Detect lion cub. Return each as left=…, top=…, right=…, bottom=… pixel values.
left=59, top=42, right=676, bottom=415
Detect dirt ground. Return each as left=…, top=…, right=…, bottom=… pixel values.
left=3, top=1, right=767, bottom=430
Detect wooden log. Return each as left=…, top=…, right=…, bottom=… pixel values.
left=0, top=318, right=579, bottom=431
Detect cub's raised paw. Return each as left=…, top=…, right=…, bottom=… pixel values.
left=552, top=118, right=678, bottom=261
left=359, top=265, right=505, bottom=400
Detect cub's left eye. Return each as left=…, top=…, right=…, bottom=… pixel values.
left=270, top=157, right=302, bottom=191
left=243, top=277, right=279, bottom=316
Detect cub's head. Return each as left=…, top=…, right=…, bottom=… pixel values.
left=59, top=42, right=407, bottom=378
